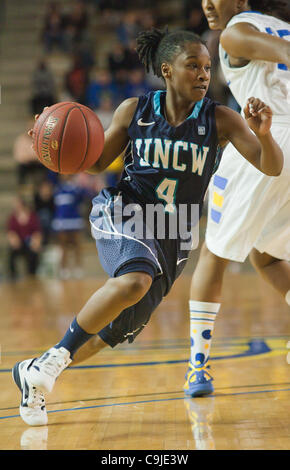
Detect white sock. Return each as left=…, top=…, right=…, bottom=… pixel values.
left=285, top=290, right=290, bottom=306
left=189, top=300, right=221, bottom=366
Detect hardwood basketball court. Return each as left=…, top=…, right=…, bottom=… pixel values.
left=0, top=254, right=289, bottom=450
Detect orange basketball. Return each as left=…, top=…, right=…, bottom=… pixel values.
left=32, top=102, right=104, bottom=174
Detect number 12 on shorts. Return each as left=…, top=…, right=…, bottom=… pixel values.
left=156, top=177, right=178, bottom=213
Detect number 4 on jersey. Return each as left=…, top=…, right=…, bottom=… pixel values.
left=156, top=178, right=178, bottom=213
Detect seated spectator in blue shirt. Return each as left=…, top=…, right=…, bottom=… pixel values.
left=86, top=69, right=116, bottom=110
left=125, top=68, right=151, bottom=99
left=116, top=11, right=140, bottom=47
left=52, top=175, right=89, bottom=279
left=34, top=180, right=55, bottom=246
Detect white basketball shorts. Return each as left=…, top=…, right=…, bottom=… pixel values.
left=205, top=119, right=290, bottom=262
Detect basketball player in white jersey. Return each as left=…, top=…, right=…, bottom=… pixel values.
left=182, top=0, right=290, bottom=397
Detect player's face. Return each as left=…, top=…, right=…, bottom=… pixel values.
left=169, top=43, right=211, bottom=102
left=202, top=0, right=244, bottom=30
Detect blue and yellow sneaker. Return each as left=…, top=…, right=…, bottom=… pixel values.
left=183, top=360, right=214, bottom=397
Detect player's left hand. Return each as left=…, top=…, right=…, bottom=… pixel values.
left=243, top=97, right=273, bottom=137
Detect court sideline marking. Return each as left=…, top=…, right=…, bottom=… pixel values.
left=1, top=386, right=290, bottom=421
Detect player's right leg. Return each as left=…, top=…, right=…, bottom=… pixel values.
left=12, top=187, right=160, bottom=426
left=12, top=359, right=47, bottom=426
left=250, top=248, right=290, bottom=364
left=13, top=271, right=152, bottom=426
left=70, top=335, right=107, bottom=365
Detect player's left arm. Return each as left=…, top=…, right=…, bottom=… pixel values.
left=221, top=23, right=290, bottom=67
left=215, top=98, right=284, bottom=176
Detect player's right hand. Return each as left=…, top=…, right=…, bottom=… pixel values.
left=27, top=107, right=48, bottom=138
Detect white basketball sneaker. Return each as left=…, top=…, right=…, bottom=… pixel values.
left=12, top=359, right=48, bottom=426
left=27, top=347, right=72, bottom=393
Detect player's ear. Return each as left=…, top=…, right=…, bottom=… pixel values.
left=161, top=62, right=172, bottom=80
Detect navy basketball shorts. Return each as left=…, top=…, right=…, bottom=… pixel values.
left=89, top=187, right=190, bottom=347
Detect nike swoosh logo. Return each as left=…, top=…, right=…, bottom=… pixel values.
left=137, top=118, right=155, bottom=126
left=23, top=378, right=29, bottom=405
left=177, top=258, right=188, bottom=266
left=70, top=324, right=74, bottom=333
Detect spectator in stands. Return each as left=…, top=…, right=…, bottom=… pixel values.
left=107, top=42, right=132, bottom=78
left=184, top=5, right=209, bottom=36
left=123, top=39, right=143, bottom=71
left=74, top=170, right=106, bottom=236
left=33, top=180, right=55, bottom=246
left=116, top=11, right=140, bottom=47
left=52, top=175, right=87, bottom=279
left=125, top=68, right=151, bottom=98
left=139, top=9, right=155, bottom=30
left=97, top=0, right=129, bottom=14
left=7, top=196, right=43, bottom=281
left=62, top=0, right=89, bottom=53
left=74, top=33, right=96, bottom=70
left=86, top=68, right=116, bottom=110
left=42, top=1, right=66, bottom=54
left=145, top=68, right=165, bottom=92
left=94, top=95, right=115, bottom=130
left=112, top=68, right=130, bottom=106
left=30, top=59, right=57, bottom=115
left=64, top=53, right=89, bottom=104
left=91, top=94, right=123, bottom=186
left=13, top=118, right=47, bottom=187
left=95, top=0, right=128, bottom=27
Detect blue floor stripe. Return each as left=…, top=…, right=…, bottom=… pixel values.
left=1, top=335, right=289, bottom=357
left=1, top=387, right=290, bottom=421
left=0, top=340, right=272, bottom=374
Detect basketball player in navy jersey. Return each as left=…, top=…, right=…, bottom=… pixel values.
left=12, top=28, right=283, bottom=426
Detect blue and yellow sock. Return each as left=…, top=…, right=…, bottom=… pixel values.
left=189, top=300, right=220, bottom=366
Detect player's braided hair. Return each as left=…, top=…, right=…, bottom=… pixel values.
left=249, top=0, right=290, bottom=21
left=136, top=27, right=208, bottom=78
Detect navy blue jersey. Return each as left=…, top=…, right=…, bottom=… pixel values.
left=90, top=91, right=224, bottom=348
left=118, top=90, right=223, bottom=215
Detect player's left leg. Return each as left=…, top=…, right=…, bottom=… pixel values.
left=249, top=249, right=290, bottom=305
left=184, top=242, right=229, bottom=397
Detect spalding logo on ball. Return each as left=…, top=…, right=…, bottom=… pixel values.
left=32, top=102, right=105, bottom=174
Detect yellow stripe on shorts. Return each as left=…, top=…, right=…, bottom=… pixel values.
left=213, top=191, right=224, bottom=208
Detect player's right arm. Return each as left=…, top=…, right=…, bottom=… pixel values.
left=221, top=23, right=290, bottom=68
left=86, top=97, right=138, bottom=174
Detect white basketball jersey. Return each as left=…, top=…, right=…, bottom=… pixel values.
left=219, top=11, right=290, bottom=117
